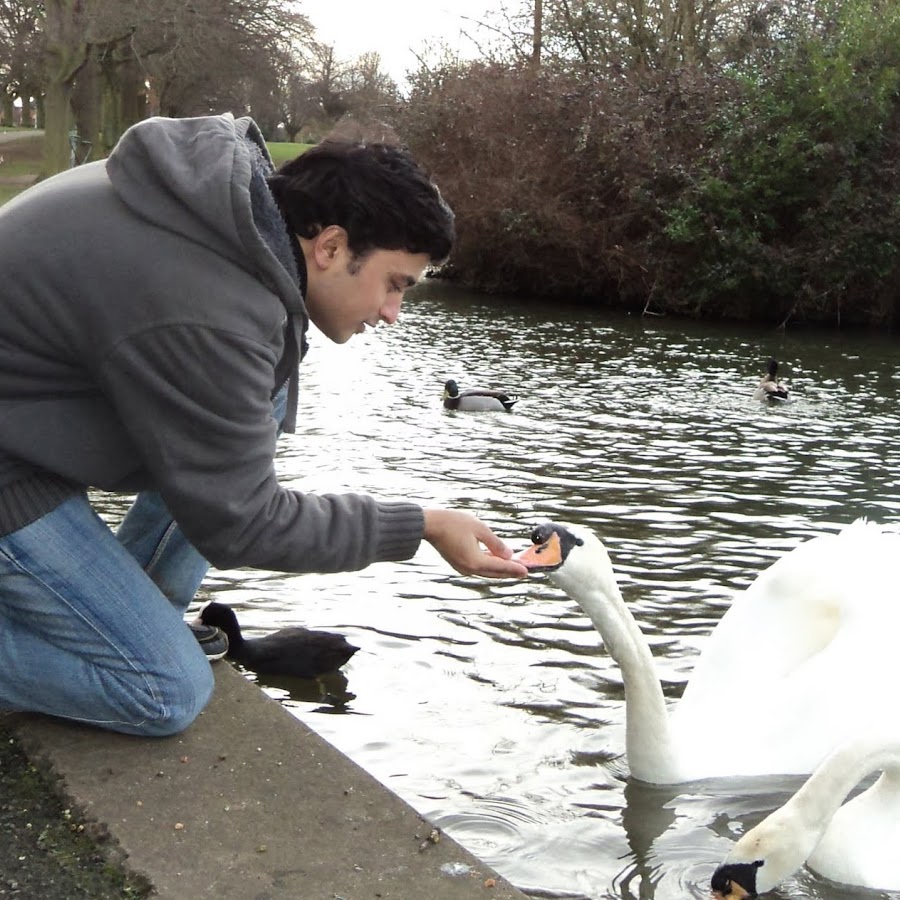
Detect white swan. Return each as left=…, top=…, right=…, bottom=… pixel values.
left=711, top=732, right=900, bottom=895
left=516, top=520, right=900, bottom=784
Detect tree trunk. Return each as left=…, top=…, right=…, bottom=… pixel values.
left=42, top=0, right=91, bottom=175
left=43, top=77, right=74, bottom=173
left=20, top=97, right=34, bottom=128
left=71, top=55, right=102, bottom=163
left=532, top=0, right=543, bottom=68
left=113, top=54, right=146, bottom=145
left=1, top=92, right=13, bottom=127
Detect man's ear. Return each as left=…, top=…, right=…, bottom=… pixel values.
left=311, top=225, right=348, bottom=270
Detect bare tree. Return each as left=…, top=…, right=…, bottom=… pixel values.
left=341, top=52, right=400, bottom=114
left=41, top=0, right=151, bottom=173
left=21, top=0, right=313, bottom=173
left=275, top=44, right=336, bottom=142
left=0, top=0, right=42, bottom=126
left=140, top=0, right=312, bottom=121
left=486, top=0, right=776, bottom=72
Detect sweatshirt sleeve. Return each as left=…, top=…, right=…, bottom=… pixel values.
left=99, top=322, right=424, bottom=572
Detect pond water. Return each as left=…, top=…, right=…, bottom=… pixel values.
left=155, top=281, right=900, bottom=898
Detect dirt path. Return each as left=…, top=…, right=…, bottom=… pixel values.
left=0, top=129, right=44, bottom=144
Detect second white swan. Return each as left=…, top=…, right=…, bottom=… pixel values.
left=711, top=731, right=900, bottom=895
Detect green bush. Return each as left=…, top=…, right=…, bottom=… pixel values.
left=659, top=0, right=900, bottom=324
left=399, top=0, right=900, bottom=328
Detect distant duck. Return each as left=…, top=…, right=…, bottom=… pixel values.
left=754, top=358, right=789, bottom=402
left=442, top=379, right=517, bottom=412
left=195, top=601, right=359, bottom=679
left=711, top=732, right=900, bottom=895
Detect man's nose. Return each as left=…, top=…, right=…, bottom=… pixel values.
left=380, top=296, right=402, bottom=325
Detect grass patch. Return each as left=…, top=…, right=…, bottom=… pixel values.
left=0, top=133, right=43, bottom=203
left=267, top=141, right=312, bottom=166
left=0, top=184, right=24, bottom=205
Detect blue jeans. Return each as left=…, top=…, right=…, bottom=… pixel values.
left=0, top=490, right=214, bottom=736
left=0, top=387, right=289, bottom=736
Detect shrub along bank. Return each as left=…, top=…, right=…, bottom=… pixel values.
left=400, top=0, right=900, bottom=329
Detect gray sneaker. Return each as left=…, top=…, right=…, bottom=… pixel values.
left=189, top=622, right=229, bottom=661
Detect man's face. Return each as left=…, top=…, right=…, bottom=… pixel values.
left=303, top=227, right=430, bottom=344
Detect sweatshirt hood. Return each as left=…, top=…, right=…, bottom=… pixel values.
left=106, top=113, right=306, bottom=431
left=107, top=114, right=300, bottom=308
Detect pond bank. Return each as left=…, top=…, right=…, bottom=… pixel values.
left=2, top=664, right=527, bottom=899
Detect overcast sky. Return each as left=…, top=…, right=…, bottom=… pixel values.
left=302, top=0, right=512, bottom=88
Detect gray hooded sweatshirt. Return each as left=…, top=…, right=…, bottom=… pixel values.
left=0, top=114, right=424, bottom=572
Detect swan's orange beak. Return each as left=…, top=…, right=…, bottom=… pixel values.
left=710, top=866, right=756, bottom=899
left=515, top=531, right=563, bottom=570
left=711, top=884, right=750, bottom=899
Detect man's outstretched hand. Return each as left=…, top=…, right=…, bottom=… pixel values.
left=423, top=508, right=529, bottom=578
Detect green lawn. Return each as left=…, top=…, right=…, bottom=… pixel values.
left=0, top=133, right=43, bottom=204
left=266, top=141, right=312, bottom=165
left=0, top=184, right=23, bottom=205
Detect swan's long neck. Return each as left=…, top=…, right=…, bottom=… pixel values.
left=554, top=555, right=683, bottom=783
left=782, top=735, right=900, bottom=833
left=727, top=734, right=900, bottom=891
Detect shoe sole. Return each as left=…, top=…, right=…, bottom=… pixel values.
left=189, top=623, right=229, bottom=662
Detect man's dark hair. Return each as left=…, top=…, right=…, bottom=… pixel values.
left=267, top=140, right=455, bottom=265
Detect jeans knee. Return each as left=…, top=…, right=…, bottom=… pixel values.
left=123, top=664, right=215, bottom=737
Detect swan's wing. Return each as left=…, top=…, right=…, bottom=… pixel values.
left=674, top=522, right=900, bottom=773
left=681, top=531, right=850, bottom=705
left=809, top=771, right=900, bottom=889
left=720, top=619, right=900, bottom=773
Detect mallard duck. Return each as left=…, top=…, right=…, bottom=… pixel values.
left=442, top=378, right=517, bottom=412
left=516, top=520, right=900, bottom=784
left=753, top=358, right=789, bottom=402
left=711, top=732, right=900, bottom=895
left=195, top=601, right=358, bottom=679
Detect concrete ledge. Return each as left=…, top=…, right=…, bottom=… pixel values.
left=9, top=664, right=528, bottom=899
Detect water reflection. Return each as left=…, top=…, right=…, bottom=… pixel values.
left=252, top=669, right=356, bottom=712
left=97, top=280, right=900, bottom=898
